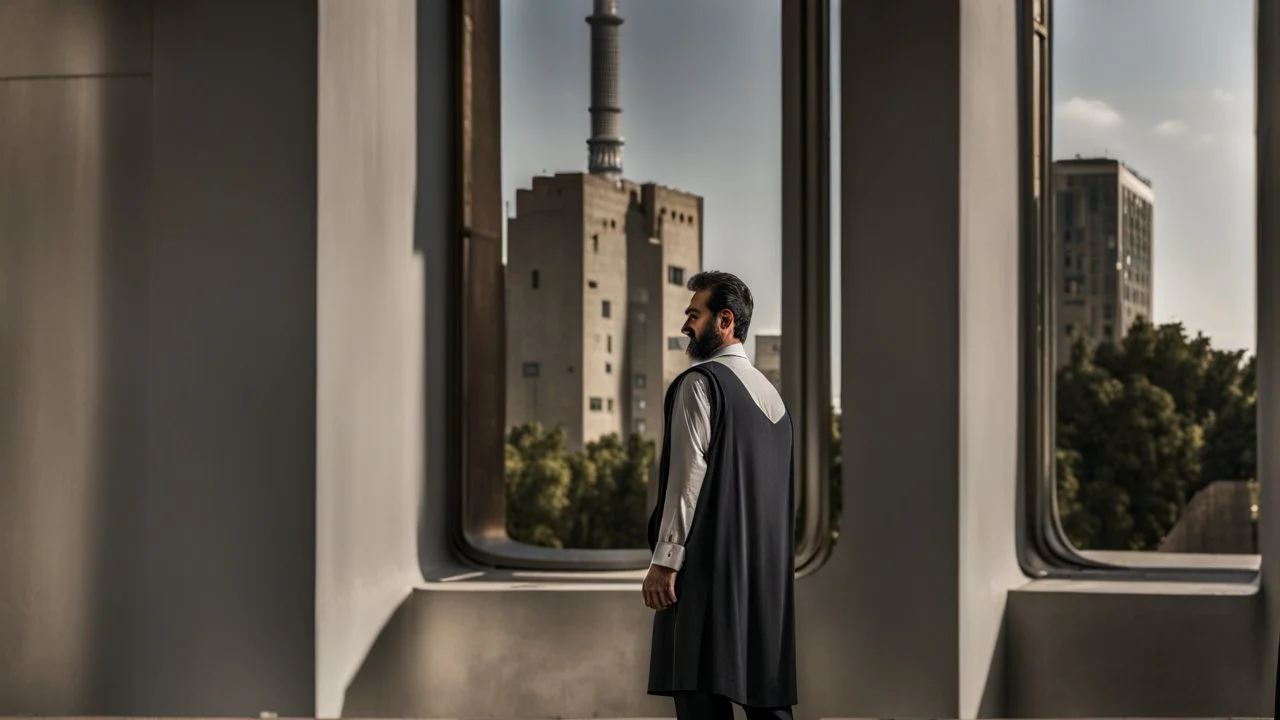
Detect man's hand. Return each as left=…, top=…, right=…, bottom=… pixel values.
left=642, top=564, right=678, bottom=610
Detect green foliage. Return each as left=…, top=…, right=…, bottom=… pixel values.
left=507, top=409, right=845, bottom=552
left=504, top=423, right=574, bottom=548
left=506, top=316, right=1256, bottom=556
left=1055, top=319, right=1257, bottom=550
left=505, top=423, right=655, bottom=549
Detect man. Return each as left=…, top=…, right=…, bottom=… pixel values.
left=642, top=270, right=798, bottom=720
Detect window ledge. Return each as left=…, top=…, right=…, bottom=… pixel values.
left=1018, top=550, right=1260, bottom=593
left=1077, top=550, right=1261, bottom=573
left=420, top=564, right=645, bottom=591
left=1015, top=577, right=1259, bottom=596
left=455, top=535, right=652, bottom=573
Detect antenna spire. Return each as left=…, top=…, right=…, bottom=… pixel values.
left=586, top=0, right=624, bottom=178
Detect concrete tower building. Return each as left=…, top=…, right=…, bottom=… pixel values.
left=1053, top=157, right=1155, bottom=365
left=505, top=0, right=703, bottom=451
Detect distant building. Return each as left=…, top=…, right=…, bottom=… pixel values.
left=1053, top=158, right=1154, bottom=365
left=1157, top=480, right=1258, bottom=554
left=753, top=333, right=782, bottom=396
left=504, top=175, right=702, bottom=450
left=504, top=0, right=703, bottom=450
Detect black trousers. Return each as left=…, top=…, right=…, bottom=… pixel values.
left=673, top=691, right=793, bottom=720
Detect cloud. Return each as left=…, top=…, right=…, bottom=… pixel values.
left=1194, top=133, right=1215, bottom=148
left=1153, top=119, right=1187, bottom=137
left=1172, top=88, right=1243, bottom=107
left=1055, top=97, right=1124, bottom=129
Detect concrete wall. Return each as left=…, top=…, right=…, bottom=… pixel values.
left=2, top=1, right=1277, bottom=719
left=1261, top=1, right=1280, bottom=715
left=314, top=1, right=424, bottom=717
left=143, top=3, right=317, bottom=713
left=1007, top=581, right=1261, bottom=717
left=0, top=1, right=151, bottom=710
left=956, top=0, right=1024, bottom=715
left=0, top=0, right=318, bottom=714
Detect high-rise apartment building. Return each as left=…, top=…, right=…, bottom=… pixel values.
left=504, top=0, right=703, bottom=450
left=1053, top=158, right=1155, bottom=365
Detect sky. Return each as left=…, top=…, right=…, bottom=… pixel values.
left=1053, top=0, right=1256, bottom=353
left=500, top=0, right=1257, bottom=409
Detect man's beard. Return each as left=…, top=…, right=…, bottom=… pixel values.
left=685, top=324, right=723, bottom=361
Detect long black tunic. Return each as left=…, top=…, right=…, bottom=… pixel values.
left=646, top=361, right=798, bottom=707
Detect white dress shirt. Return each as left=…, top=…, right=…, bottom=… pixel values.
left=650, top=341, right=787, bottom=571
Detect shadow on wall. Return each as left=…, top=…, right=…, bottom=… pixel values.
left=0, top=0, right=151, bottom=710
left=342, top=589, right=674, bottom=719
left=415, top=0, right=464, bottom=583
left=338, top=594, right=1007, bottom=718
left=976, top=614, right=1007, bottom=718
left=85, top=69, right=152, bottom=714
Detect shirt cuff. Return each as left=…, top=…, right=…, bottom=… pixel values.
left=651, top=542, right=686, bottom=571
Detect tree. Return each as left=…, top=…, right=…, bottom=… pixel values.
left=504, top=423, right=575, bottom=548
left=1055, top=320, right=1255, bottom=551
left=1199, top=350, right=1257, bottom=486
left=562, top=433, right=654, bottom=549
left=510, top=409, right=847, bottom=552
left=505, top=423, right=654, bottom=550
left=1054, top=447, right=1090, bottom=543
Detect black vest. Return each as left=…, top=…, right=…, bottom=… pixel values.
left=646, top=360, right=798, bottom=707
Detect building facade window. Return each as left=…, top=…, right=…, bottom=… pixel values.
left=452, top=0, right=835, bottom=572
left=1025, top=0, right=1263, bottom=578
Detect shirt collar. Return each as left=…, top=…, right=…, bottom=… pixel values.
left=699, top=342, right=748, bottom=363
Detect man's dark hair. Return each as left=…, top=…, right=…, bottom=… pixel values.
left=687, top=270, right=753, bottom=342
